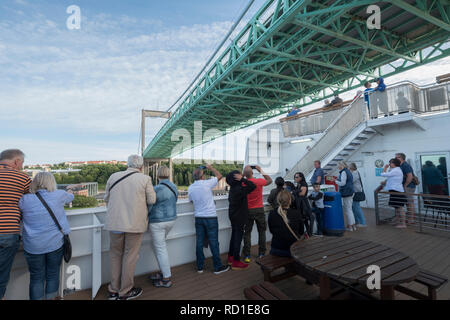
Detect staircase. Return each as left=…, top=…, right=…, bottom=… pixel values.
left=321, top=127, right=377, bottom=177
left=284, top=98, right=376, bottom=181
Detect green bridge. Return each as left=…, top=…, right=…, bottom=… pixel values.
left=144, top=0, right=450, bottom=159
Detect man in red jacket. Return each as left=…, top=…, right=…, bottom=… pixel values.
left=241, top=165, right=272, bottom=263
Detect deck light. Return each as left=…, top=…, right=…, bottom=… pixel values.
left=290, top=138, right=313, bottom=144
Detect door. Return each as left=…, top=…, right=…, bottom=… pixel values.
left=417, top=152, right=450, bottom=196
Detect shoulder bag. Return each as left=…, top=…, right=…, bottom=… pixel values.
left=160, top=182, right=178, bottom=199
left=36, top=192, right=72, bottom=263
left=353, top=171, right=366, bottom=202
left=108, top=171, right=138, bottom=192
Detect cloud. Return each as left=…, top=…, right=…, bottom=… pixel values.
left=14, top=0, right=28, bottom=5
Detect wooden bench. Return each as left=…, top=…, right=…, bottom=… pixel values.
left=394, top=269, right=448, bottom=300
left=255, top=255, right=297, bottom=283
left=244, top=281, right=290, bottom=300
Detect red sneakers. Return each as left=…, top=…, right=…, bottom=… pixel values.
left=228, top=255, right=234, bottom=265
left=232, top=260, right=249, bottom=270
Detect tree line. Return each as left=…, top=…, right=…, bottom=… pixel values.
left=53, top=164, right=127, bottom=185
left=52, top=162, right=244, bottom=187
left=171, top=162, right=243, bottom=186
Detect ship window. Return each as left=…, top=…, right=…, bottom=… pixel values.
left=419, top=154, right=449, bottom=196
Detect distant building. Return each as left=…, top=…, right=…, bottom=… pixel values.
left=51, top=169, right=81, bottom=174
left=64, top=160, right=126, bottom=167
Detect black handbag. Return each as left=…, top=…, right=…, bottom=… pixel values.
left=353, top=171, right=366, bottom=202
left=36, top=192, right=72, bottom=263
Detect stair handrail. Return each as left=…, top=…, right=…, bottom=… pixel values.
left=284, top=96, right=368, bottom=180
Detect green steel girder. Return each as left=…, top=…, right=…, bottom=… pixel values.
left=231, top=0, right=443, bottom=87
left=229, top=0, right=446, bottom=94
left=257, top=47, right=374, bottom=77
left=292, top=19, right=418, bottom=62
left=144, top=0, right=450, bottom=159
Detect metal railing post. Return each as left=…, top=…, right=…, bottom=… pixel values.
left=417, top=194, right=423, bottom=233
left=374, top=189, right=380, bottom=225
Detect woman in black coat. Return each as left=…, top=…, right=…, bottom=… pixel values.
left=268, top=190, right=305, bottom=257
left=226, top=170, right=256, bottom=269
left=292, top=172, right=314, bottom=236
left=267, top=177, right=285, bottom=210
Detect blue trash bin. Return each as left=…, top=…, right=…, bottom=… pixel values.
left=323, top=191, right=345, bottom=236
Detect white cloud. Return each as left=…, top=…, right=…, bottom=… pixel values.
left=14, top=0, right=28, bottom=5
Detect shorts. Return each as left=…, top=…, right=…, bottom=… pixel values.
left=388, top=190, right=407, bottom=208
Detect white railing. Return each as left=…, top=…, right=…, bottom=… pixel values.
left=368, top=81, right=450, bottom=118
left=280, top=107, right=344, bottom=137
left=280, top=81, right=450, bottom=139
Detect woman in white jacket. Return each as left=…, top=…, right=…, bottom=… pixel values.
left=381, top=158, right=407, bottom=228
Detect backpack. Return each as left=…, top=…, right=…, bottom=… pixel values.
left=412, top=175, right=420, bottom=186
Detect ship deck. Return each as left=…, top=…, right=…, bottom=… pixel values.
left=66, top=209, right=450, bottom=300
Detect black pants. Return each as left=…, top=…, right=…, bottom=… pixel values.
left=228, top=224, right=244, bottom=261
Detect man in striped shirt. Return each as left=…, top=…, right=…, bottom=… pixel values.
left=0, top=149, right=31, bottom=299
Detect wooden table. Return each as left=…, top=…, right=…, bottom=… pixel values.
left=290, top=237, right=419, bottom=300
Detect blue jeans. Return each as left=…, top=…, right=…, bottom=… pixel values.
left=312, top=207, right=324, bottom=235
left=0, top=234, right=20, bottom=299
left=24, top=246, right=64, bottom=300
left=195, top=217, right=223, bottom=272
left=352, top=201, right=366, bottom=225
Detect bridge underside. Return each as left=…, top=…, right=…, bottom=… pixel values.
left=144, top=0, right=450, bottom=159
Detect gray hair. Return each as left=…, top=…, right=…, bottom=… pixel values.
left=0, top=149, right=25, bottom=161
left=30, top=172, right=57, bottom=193
left=349, top=162, right=357, bottom=171
left=395, top=153, right=406, bottom=161
left=127, top=155, right=144, bottom=169
left=157, top=166, right=170, bottom=179
left=193, top=168, right=203, bottom=181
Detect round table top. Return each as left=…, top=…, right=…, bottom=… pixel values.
left=290, top=236, right=419, bottom=286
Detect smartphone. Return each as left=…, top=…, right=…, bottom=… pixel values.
left=250, top=165, right=257, bottom=169
left=199, top=165, right=207, bottom=169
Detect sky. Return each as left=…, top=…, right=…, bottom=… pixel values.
left=1, top=0, right=449, bottom=165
